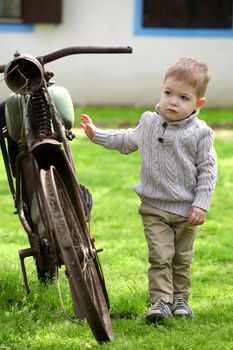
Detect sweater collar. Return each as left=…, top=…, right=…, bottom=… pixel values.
left=155, top=103, right=199, bottom=127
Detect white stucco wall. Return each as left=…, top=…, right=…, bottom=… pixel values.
left=0, top=0, right=233, bottom=108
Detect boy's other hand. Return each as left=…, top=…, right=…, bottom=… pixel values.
left=188, top=207, right=206, bottom=226
left=80, top=114, right=96, bottom=140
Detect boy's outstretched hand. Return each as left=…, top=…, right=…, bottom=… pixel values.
left=188, top=206, right=206, bottom=226
left=80, top=114, right=96, bottom=140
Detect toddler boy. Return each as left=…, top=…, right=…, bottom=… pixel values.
left=81, top=57, right=217, bottom=322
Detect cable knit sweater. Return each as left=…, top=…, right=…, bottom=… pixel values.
left=92, top=105, right=217, bottom=217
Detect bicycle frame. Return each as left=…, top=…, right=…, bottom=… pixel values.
left=1, top=85, right=95, bottom=288
left=1, top=93, right=71, bottom=284
left=0, top=46, right=132, bottom=342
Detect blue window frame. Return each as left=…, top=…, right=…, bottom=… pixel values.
left=134, top=0, right=233, bottom=37
left=0, top=24, right=34, bottom=32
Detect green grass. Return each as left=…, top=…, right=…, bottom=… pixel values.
left=75, top=106, right=233, bottom=129
left=0, top=108, right=233, bottom=349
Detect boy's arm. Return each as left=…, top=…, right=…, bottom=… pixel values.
left=190, top=128, right=217, bottom=222
left=81, top=113, right=141, bottom=154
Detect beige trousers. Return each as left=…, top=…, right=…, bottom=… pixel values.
left=139, top=202, right=197, bottom=304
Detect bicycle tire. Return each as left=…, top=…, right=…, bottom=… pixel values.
left=40, top=165, right=114, bottom=342
left=17, top=158, right=56, bottom=283
left=30, top=187, right=56, bottom=283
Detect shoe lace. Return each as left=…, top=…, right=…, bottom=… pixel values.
left=153, top=299, right=168, bottom=310
left=173, top=298, right=186, bottom=309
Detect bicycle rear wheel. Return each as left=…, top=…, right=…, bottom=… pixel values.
left=16, top=156, right=57, bottom=284
left=40, top=165, right=114, bottom=342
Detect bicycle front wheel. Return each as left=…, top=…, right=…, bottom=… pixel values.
left=40, top=166, right=114, bottom=342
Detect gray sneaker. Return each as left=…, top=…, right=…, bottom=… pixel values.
left=172, top=298, right=194, bottom=318
left=146, top=299, right=172, bottom=323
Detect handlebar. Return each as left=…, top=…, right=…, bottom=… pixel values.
left=40, top=45, right=133, bottom=64
left=0, top=45, right=133, bottom=73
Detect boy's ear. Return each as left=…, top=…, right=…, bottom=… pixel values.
left=196, top=97, right=206, bottom=109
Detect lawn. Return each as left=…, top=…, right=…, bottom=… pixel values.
left=0, top=108, right=233, bottom=349
left=74, top=106, right=233, bottom=129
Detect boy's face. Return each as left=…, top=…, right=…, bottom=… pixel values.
left=160, top=77, right=205, bottom=122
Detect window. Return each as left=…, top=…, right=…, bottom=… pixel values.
left=143, top=0, right=232, bottom=29
left=0, top=0, right=21, bottom=23
left=0, top=0, right=62, bottom=24
left=135, top=0, right=233, bottom=36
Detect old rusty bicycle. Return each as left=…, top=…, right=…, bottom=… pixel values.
left=0, top=46, right=132, bottom=342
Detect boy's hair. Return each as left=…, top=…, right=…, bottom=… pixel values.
left=164, top=57, right=210, bottom=99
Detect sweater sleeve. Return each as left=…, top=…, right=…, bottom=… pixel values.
left=91, top=115, right=144, bottom=154
left=192, top=127, right=217, bottom=211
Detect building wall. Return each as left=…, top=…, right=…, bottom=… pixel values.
left=0, top=0, right=232, bottom=108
